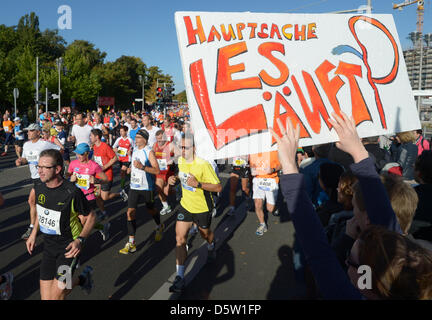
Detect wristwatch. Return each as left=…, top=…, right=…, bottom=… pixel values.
left=197, top=182, right=202, bottom=189
left=77, top=236, right=85, bottom=244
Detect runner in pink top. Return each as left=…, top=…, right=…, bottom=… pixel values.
left=66, top=143, right=108, bottom=205
left=66, top=143, right=111, bottom=241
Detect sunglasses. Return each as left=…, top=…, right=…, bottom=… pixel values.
left=36, top=165, right=57, bottom=170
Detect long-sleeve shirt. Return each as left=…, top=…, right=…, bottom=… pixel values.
left=280, top=157, right=401, bottom=299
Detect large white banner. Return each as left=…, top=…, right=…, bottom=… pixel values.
left=175, top=12, right=420, bottom=160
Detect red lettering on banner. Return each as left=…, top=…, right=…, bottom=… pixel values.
left=215, top=41, right=262, bottom=93
left=292, top=72, right=332, bottom=134
left=258, top=42, right=289, bottom=87
left=272, top=91, right=311, bottom=145
left=190, top=59, right=268, bottom=149
left=184, top=16, right=206, bottom=46
left=315, top=60, right=344, bottom=118
left=334, top=61, right=371, bottom=126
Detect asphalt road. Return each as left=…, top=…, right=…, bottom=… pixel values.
left=0, top=146, right=305, bottom=300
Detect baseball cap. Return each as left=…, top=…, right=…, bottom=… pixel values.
left=24, top=123, right=40, bottom=131
left=74, top=143, right=91, bottom=155
left=381, top=162, right=403, bottom=176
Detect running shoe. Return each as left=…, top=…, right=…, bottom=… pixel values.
left=120, top=189, right=128, bottom=202
left=256, top=223, right=268, bottom=236
left=21, top=227, right=33, bottom=240
left=155, top=224, right=165, bottom=242
left=79, top=266, right=93, bottom=295
left=272, top=209, right=280, bottom=217
left=160, top=205, right=172, bottom=216
left=226, top=206, right=235, bottom=216
left=169, top=275, right=185, bottom=293
left=99, top=222, right=111, bottom=241
left=0, top=272, right=13, bottom=300
left=1, top=152, right=6, bottom=157
left=119, top=242, right=137, bottom=254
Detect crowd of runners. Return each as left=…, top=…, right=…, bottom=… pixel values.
left=1, top=105, right=432, bottom=300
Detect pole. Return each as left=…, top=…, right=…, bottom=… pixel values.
left=36, top=57, right=40, bottom=122
left=58, top=58, right=62, bottom=113
left=418, top=34, right=424, bottom=119
left=46, top=87, right=48, bottom=114
left=142, top=78, right=145, bottom=112
left=14, top=93, right=17, bottom=118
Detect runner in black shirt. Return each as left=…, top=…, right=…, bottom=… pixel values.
left=26, top=149, right=97, bottom=300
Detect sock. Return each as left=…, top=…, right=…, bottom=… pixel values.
left=176, top=265, right=185, bottom=278
left=128, top=236, right=135, bottom=244
left=127, top=220, right=137, bottom=238
left=207, top=241, right=215, bottom=251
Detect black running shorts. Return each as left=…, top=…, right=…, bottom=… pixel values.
left=127, top=189, right=155, bottom=210
left=230, top=166, right=250, bottom=179
left=176, top=205, right=212, bottom=230
left=40, top=239, right=80, bottom=281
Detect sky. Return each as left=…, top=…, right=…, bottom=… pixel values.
left=1, top=0, right=431, bottom=94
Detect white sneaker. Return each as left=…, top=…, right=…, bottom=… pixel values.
left=160, top=205, right=172, bottom=216
left=120, top=189, right=128, bottom=202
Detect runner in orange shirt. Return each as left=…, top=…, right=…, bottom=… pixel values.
left=249, top=151, right=281, bottom=236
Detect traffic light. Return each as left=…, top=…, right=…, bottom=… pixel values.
left=156, top=87, right=163, bottom=104
left=167, top=86, right=175, bottom=101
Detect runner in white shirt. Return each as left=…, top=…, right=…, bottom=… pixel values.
left=119, top=130, right=163, bottom=254
left=141, top=114, right=160, bottom=148
left=15, top=123, right=61, bottom=240
left=68, top=113, right=93, bottom=147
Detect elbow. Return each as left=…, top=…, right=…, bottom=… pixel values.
left=215, top=184, right=222, bottom=193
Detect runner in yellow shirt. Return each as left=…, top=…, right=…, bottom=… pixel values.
left=167, top=135, right=222, bottom=293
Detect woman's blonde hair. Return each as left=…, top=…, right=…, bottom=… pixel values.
left=358, top=225, right=432, bottom=300
left=396, top=131, right=416, bottom=144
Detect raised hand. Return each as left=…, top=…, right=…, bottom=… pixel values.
left=328, top=112, right=368, bottom=163
left=269, top=117, right=300, bottom=175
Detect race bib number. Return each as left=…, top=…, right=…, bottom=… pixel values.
left=4, top=127, right=9, bottom=133
left=27, top=154, right=39, bottom=165
left=94, top=156, right=103, bottom=167
left=130, top=166, right=146, bottom=188
left=157, top=158, right=168, bottom=171
left=179, top=171, right=195, bottom=192
left=110, top=122, right=114, bottom=129
left=117, top=147, right=128, bottom=157
left=256, top=178, right=278, bottom=192
left=36, top=204, right=61, bottom=235
left=75, top=174, right=91, bottom=190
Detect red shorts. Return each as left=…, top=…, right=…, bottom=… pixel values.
left=156, top=170, right=175, bottom=183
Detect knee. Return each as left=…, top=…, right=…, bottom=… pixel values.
left=176, top=235, right=187, bottom=247
left=127, top=209, right=136, bottom=220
